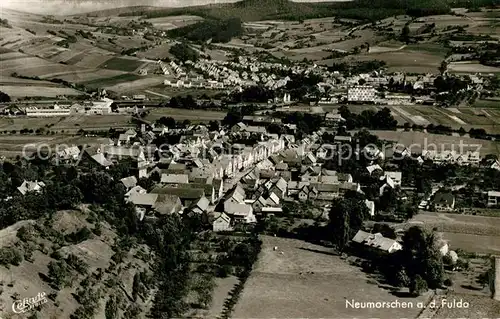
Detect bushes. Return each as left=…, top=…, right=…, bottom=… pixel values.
left=410, top=274, right=428, bottom=296
left=0, top=247, right=23, bottom=267
left=167, top=18, right=243, bottom=43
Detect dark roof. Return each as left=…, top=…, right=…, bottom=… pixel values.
left=151, top=186, right=205, bottom=199
left=433, top=192, right=454, bottom=206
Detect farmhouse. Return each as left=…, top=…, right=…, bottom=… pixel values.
left=351, top=230, right=402, bottom=254
left=433, top=191, right=455, bottom=211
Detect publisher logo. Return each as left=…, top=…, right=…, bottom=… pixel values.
left=12, top=292, right=48, bottom=314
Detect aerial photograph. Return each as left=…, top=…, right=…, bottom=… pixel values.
left=0, top=0, right=499, bottom=318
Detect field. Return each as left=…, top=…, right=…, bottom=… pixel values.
left=98, top=56, right=145, bottom=72
left=405, top=212, right=500, bottom=254
left=234, top=235, right=430, bottom=318
left=448, top=61, right=500, bottom=74
left=0, top=85, right=82, bottom=97
left=82, top=73, right=142, bottom=89
left=0, top=114, right=133, bottom=130
left=0, top=134, right=124, bottom=158
left=146, top=15, right=204, bottom=30
left=369, top=130, right=500, bottom=156
left=146, top=107, right=226, bottom=122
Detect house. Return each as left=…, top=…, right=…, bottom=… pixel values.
left=352, top=230, right=402, bottom=254
left=150, top=186, right=205, bottom=206
left=491, top=160, right=500, bottom=171
left=213, top=179, right=224, bottom=201
left=188, top=196, right=210, bottom=215
left=433, top=191, right=455, bottom=211
left=269, top=177, right=287, bottom=198
left=252, top=196, right=267, bottom=213
left=367, top=164, right=383, bottom=175
left=125, top=185, right=147, bottom=198
left=488, top=191, right=500, bottom=207
left=120, top=176, right=138, bottom=190
left=303, top=153, right=317, bottom=165
left=267, top=192, right=280, bottom=206
left=152, top=194, right=182, bottom=216
left=334, top=135, right=352, bottom=144
left=102, top=146, right=145, bottom=163
left=126, top=193, right=158, bottom=220
left=363, top=145, right=385, bottom=161
left=224, top=185, right=246, bottom=210
left=224, top=202, right=256, bottom=224
left=17, top=180, right=46, bottom=195
left=379, top=176, right=396, bottom=196
left=298, top=185, right=310, bottom=201
left=325, top=112, right=345, bottom=126
left=161, top=174, right=189, bottom=184
left=365, top=200, right=375, bottom=217
left=212, top=212, right=232, bottom=232
left=383, top=171, right=402, bottom=186
left=56, top=146, right=80, bottom=161
left=393, top=145, right=411, bottom=159
left=89, top=152, right=113, bottom=168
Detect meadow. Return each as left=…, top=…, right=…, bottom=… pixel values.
left=233, top=235, right=430, bottom=318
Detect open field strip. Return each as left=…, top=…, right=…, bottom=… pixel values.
left=408, top=212, right=500, bottom=254
left=370, top=130, right=500, bottom=156
left=0, top=85, right=83, bottom=97
left=233, top=235, right=430, bottom=319
left=448, top=61, right=500, bottom=74
left=146, top=108, right=226, bottom=122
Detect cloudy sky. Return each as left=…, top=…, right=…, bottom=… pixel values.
left=1, top=0, right=342, bottom=15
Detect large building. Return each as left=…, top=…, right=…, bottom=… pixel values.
left=25, top=104, right=71, bottom=117
left=347, top=85, right=377, bottom=103
left=86, top=98, right=113, bottom=115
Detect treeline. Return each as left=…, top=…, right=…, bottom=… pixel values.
left=116, top=0, right=467, bottom=23
left=169, top=43, right=199, bottom=62
left=168, top=18, right=243, bottom=43
left=328, top=60, right=387, bottom=75
left=339, top=105, right=398, bottom=130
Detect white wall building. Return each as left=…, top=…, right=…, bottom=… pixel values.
left=25, top=104, right=71, bottom=117
left=347, top=85, right=377, bottom=103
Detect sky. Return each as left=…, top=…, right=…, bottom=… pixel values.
left=0, top=0, right=345, bottom=15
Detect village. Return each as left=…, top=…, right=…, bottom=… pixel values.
left=1, top=1, right=500, bottom=318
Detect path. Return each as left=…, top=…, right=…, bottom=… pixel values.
left=144, top=90, right=170, bottom=99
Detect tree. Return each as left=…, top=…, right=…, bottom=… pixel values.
left=105, top=295, right=119, bottom=319
left=0, top=91, right=11, bottom=103
left=169, top=42, right=199, bottom=62
left=439, top=61, right=448, bottom=75
left=132, top=273, right=141, bottom=301
left=208, top=120, right=219, bottom=132
left=410, top=274, right=428, bottom=296
left=401, top=23, right=410, bottom=44
left=395, top=268, right=410, bottom=287
left=329, top=197, right=369, bottom=251
left=47, top=260, right=71, bottom=289
left=401, top=226, right=444, bottom=289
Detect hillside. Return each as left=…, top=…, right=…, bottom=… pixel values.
left=0, top=206, right=155, bottom=318
left=114, top=0, right=461, bottom=22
